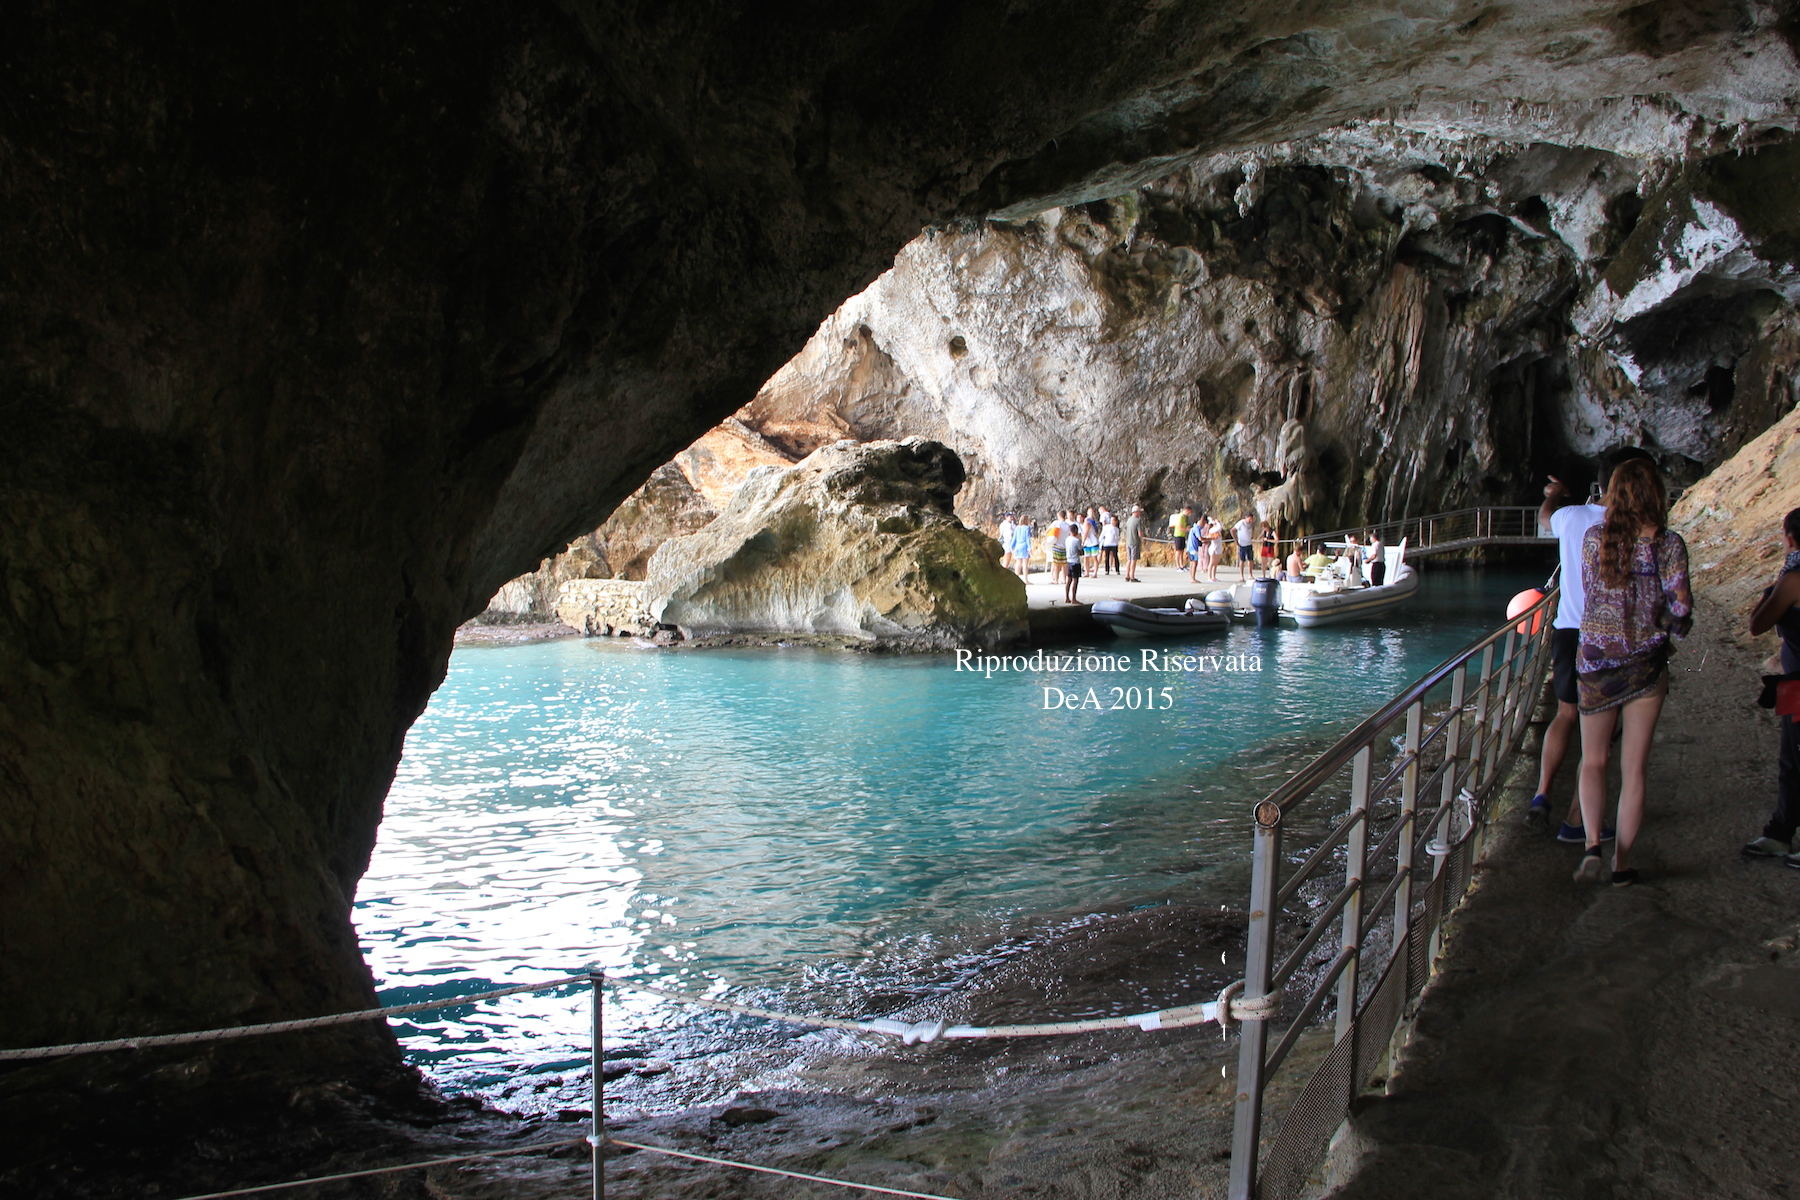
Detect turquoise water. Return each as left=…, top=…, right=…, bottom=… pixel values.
left=355, top=568, right=1541, bottom=1108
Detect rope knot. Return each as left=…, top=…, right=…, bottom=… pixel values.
left=1214, top=980, right=1282, bottom=1032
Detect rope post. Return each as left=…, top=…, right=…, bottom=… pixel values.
left=590, top=970, right=604, bottom=1200
left=1228, top=799, right=1283, bottom=1200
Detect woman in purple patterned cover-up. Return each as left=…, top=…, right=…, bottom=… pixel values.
left=1573, top=458, right=1693, bottom=887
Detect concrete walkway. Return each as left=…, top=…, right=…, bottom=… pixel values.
left=1322, top=600, right=1800, bottom=1199
left=1022, top=564, right=1271, bottom=638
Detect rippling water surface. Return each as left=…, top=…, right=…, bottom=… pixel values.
left=356, top=568, right=1540, bottom=1107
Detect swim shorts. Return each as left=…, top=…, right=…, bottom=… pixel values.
left=1237, top=544, right=1253, bottom=563
left=1552, top=627, right=1580, bottom=705
left=1068, top=562, right=1082, bottom=579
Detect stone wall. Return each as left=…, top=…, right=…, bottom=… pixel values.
left=553, top=578, right=655, bottom=637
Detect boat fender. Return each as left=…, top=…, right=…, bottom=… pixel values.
left=1507, top=588, right=1546, bottom=635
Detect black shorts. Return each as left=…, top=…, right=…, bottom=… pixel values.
left=1552, top=627, right=1580, bottom=705
left=1067, top=562, right=1082, bottom=579
left=1237, top=544, right=1253, bottom=562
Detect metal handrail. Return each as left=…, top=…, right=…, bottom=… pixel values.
left=1279, top=506, right=1548, bottom=555
left=1260, top=595, right=1548, bottom=816
left=1227, top=587, right=1557, bottom=1200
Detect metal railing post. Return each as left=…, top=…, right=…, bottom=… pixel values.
left=1469, top=644, right=1494, bottom=790
left=1229, top=800, right=1283, bottom=1200
left=1336, top=746, right=1371, bottom=1044
left=1395, top=701, right=1422, bottom=974
left=591, top=970, right=604, bottom=1200
left=1436, top=664, right=1466, bottom=873
left=1483, top=632, right=1515, bottom=786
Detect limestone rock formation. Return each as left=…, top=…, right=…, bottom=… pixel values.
left=1672, top=404, right=1800, bottom=622
left=553, top=578, right=655, bottom=637
left=743, top=145, right=1800, bottom=536
left=644, top=440, right=1026, bottom=648
left=480, top=422, right=795, bottom=621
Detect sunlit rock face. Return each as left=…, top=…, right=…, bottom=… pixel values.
left=4, top=0, right=1799, bottom=1103
left=481, top=423, right=794, bottom=621
left=643, top=439, right=1026, bottom=648
left=744, top=139, right=1800, bottom=532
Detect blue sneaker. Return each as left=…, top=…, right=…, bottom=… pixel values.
left=1525, top=795, right=1551, bottom=831
left=1557, top=821, right=1615, bottom=843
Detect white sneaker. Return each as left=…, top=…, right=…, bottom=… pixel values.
left=1744, top=836, right=1793, bottom=858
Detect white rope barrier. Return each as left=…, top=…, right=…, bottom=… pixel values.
left=166, top=1135, right=588, bottom=1200
left=0, top=973, right=594, bottom=1062
left=614, top=979, right=1278, bottom=1040
left=0, top=960, right=1288, bottom=1067
left=608, top=1137, right=966, bottom=1199
left=0, top=965, right=1280, bottom=1067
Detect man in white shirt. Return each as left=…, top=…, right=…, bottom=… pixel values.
left=1099, top=510, right=1121, bottom=575
left=1233, top=514, right=1256, bottom=582
left=1529, top=449, right=1653, bottom=839
left=997, top=513, right=1016, bottom=571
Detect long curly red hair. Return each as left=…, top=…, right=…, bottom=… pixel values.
left=1596, top=458, right=1667, bottom=587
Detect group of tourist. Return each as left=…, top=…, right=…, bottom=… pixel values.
left=1165, top=505, right=1273, bottom=584
left=996, top=505, right=1149, bottom=603
left=1540, top=454, right=1800, bottom=884
left=1528, top=450, right=1705, bottom=886
left=996, top=502, right=1398, bottom=600
left=1274, top=532, right=1388, bottom=587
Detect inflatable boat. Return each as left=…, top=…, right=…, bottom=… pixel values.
left=1282, top=539, right=1418, bottom=628
left=1090, top=598, right=1232, bottom=638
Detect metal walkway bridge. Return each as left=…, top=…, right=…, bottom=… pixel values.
left=1301, top=505, right=1552, bottom=557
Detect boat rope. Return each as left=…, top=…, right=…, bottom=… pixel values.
left=607, top=1137, right=965, bottom=1199
left=0, top=973, right=594, bottom=1062
left=166, top=1135, right=588, bottom=1200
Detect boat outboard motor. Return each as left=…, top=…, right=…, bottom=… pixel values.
left=1205, top=589, right=1234, bottom=616
left=1251, top=578, right=1281, bottom=627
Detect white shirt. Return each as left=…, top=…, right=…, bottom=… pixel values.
left=1234, top=517, right=1254, bottom=546
left=998, top=519, right=1015, bottom=548
left=1549, top=503, right=1606, bottom=629
left=1100, top=517, right=1120, bottom=546
left=1065, top=533, right=1083, bottom=561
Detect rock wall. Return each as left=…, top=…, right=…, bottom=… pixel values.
left=480, top=423, right=795, bottom=620
left=553, top=578, right=655, bottom=637
left=1671, top=404, right=1800, bottom=623
left=743, top=144, right=1800, bottom=536
left=4, top=0, right=1799, bottom=1115
left=644, top=439, right=1027, bottom=647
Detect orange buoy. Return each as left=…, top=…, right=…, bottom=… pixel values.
left=1507, top=588, right=1546, bottom=635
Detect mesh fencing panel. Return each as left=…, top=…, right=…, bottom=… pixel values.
left=1256, top=1019, right=1356, bottom=1200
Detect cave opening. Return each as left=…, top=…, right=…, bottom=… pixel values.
left=7, top=4, right=1800, bottom=1196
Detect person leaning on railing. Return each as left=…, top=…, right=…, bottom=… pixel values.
left=1571, top=458, right=1693, bottom=888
